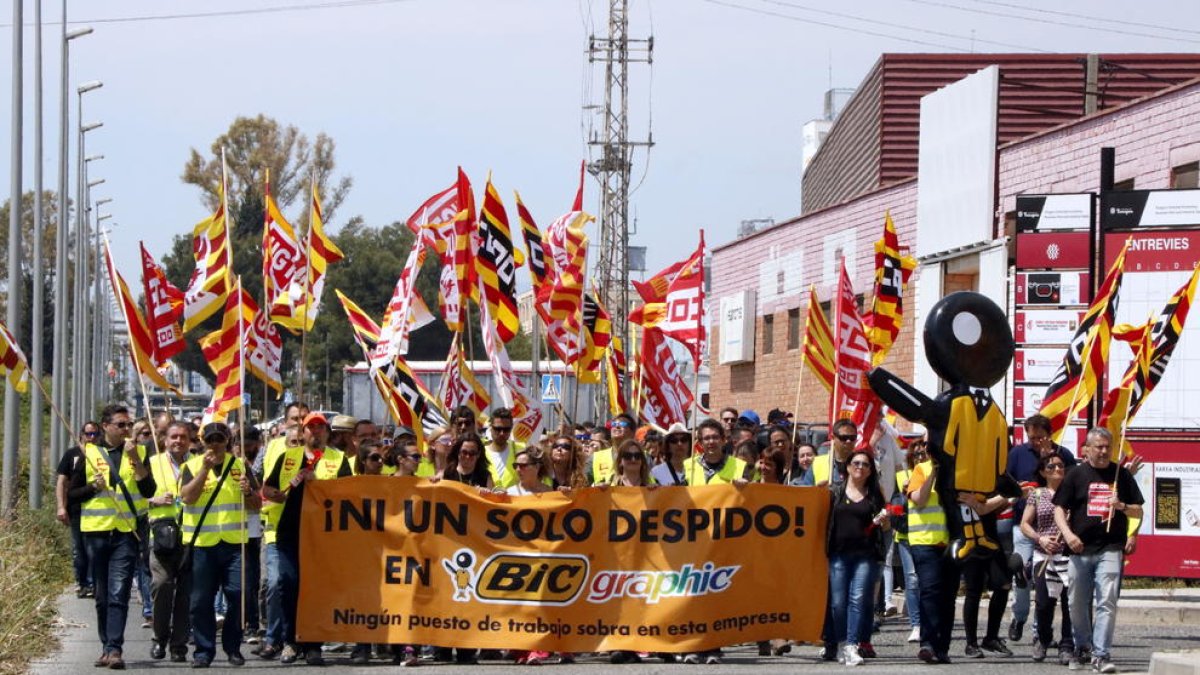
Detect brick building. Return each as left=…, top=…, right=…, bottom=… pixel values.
left=710, top=63, right=1200, bottom=425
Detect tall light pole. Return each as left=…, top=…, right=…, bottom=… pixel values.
left=29, top=0, right=48, bottom=509
left=70, top=114, right=101, bottom=431
left=79, top=176, right=105, bottom=422
left=3, top=0, right=26, bottom=516
left=51, top=21, right=94, bottom=468
left=92, top=207, right=112, bottom=413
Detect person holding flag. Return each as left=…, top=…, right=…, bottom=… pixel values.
left=1052, top=427, right=1143, bottom=674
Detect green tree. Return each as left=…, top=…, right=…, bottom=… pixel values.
left=0, top=191, right=72, bottom=369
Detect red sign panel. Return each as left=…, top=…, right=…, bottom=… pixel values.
left=1016, top=231, right=1091, bottom=269
left=1105, top=230, right=1200, bottom=271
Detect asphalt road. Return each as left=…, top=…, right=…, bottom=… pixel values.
left=32, top=591, right=1199, bottom=674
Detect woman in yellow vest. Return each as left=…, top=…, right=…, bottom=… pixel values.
left=179, top=422, right=260, bottom=668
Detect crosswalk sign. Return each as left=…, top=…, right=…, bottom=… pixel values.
left=541, top=374, right=562, bottom=403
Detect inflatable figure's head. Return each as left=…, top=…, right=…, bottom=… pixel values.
left=923, top=292, right=1014, bottom=389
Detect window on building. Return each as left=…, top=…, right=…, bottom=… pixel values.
left=763, top=314, right=775, bottom=355
left=1114, top=178, right=1135, bottom=191
left=787, top=308, right=801, bottom=350
left=1172, top=162, right=1200, bottom=189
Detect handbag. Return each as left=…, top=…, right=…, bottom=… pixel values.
left=150, top=517, right=182, bottom=555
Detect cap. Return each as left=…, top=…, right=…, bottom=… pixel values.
left=738, top=410, right=761, bottom=426
left=330, top=414, right=357, bottom=432
left=302, top=412, right=328, bottom=428
left=393, top=425, right=416, bottom=440
left=767, top=408, right=794, bottom=424
left=201, top=422, right=231, bottom=442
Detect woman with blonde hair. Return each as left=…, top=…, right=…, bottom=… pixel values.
left=418, top=425, right=455, bottom=478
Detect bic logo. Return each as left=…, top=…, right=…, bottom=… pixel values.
left=441, top=548, right=589, bottom=606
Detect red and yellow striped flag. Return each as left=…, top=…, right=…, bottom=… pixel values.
left=103, top=238, right=181, bottom=394
left=476, top=176, right=523, bottom=343
left=865, top=211, right=917, bottom=366
left=199, top=280, right=251, bottom=423
left=1040, top=239, right=1130, bottom=442
left=272, top=181, right=344, bottom=331
left=0, top=320, right=29, bottom=393
left=182, top=173, right=232, bottom=333
left=802, top=285, right=836, bottom=393
left=606, top=336, right=629, bottom=416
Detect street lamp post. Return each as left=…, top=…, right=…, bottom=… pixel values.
left=50, top=20, right=94, bottom=468
left=92, top=208, right=112, bottom=413
left=69, top=112, right=101, bottom=431
left=3, top=0, right=25, bottom=516
left=79, top=176, right=104, bottom=422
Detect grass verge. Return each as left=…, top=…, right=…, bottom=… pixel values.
left=0, top=464, right=72, bottom=675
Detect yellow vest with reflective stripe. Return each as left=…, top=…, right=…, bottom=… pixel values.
left=261, top=437, right=289, bottom=545
left=415, top=458, right=436, bottom=478
left=591, top=447, right=615, bottom=486
left=147, top=453, right=184, bottom=521
left=682, top=455, right=747, bottom=486
left=181, top=454, right=248, bottom=547
left=80, top=443, right=149, bottom=533
left=264, top=446, right=346, bottom=539
left=906, top=460, right=948, bottom=546
left=486, top=441, right=525, bottom=490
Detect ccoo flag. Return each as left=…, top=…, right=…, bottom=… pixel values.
left=272, top=180, right=344, bottom=331
left=139, top=243, right=186, bottom=363
left=104, top=238, right=181, bottom=394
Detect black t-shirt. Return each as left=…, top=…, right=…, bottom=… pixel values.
left=265, top=449, right=352, bottom=552
left=829, top=494, right=875, bottom=557
left=57, top=447, right=84, bottom=515
left=1052, top=461, right=1143, bottom=554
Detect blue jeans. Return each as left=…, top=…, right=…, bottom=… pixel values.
left=897, top=541, right=921, bottom=627
left=1069, top=548, right=1122, bottom=659
left=264, top=542, right=284, bottom=646
left=190, top=542, right=243, bottom=661
left=69, top=513, right=92, bottom=589
left=1009, top=522, right=1035, bottom=624
left=910, top=544, right=959, bottom=656
left=84, top=531, right=139, bottom=655
left=829, top=552, right=880, bottom=645
left=278, top=544, right=301, bottom=646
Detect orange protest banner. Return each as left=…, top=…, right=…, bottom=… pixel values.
left=297, top=477, right=829, bottom=653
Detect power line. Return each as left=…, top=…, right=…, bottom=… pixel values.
left=698, top=0, right=969, bottom=51
left=896, top=0, right=1200, bottom=46
left=963, top=0, right=1200, bottom=38
left=0, top=0, right=413, bottom=28
left=757, top=0, right=1045, bottom=53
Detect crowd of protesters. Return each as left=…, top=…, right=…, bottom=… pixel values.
left=54, top=400, right=1143, bottom=672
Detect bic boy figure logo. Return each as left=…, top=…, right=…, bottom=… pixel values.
left=443, top=549, right=477, bottom=601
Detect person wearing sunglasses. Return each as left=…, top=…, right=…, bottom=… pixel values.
left=605, top=440, right=655, bottom=488
left=1003, top=413, right=1077, bottom=644
left=548, top=435, right=587, bottom=491
left=650, top=423, right=691, bottom=487
left=57, top=421, right=101, bottom=599
left=825, top=451, right=889, bottom=667
left=357, top=441, right=387, bottom=476
left=483, top=407, right=524, bottom=490
left=419, top=426, right=455, bottom=479
left=815, top=419, right=859, bottom=488
left=1020, top=453, right=1073, bottom=665
left=390, top=440, right=423, bottom=479
left=70, top=404, right=156, bottom=670
left=506, top=449, right=553, bottom=497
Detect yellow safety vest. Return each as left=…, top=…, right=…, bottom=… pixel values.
left=260, top=436, right=289, bottom=545
left=486, top=441, right=525, bottom=490
left=415, top=458, right=436, bottom=478
left=591, top=447, right=615, bottom=486
left=894, top=469, right=911, bottom=543
left=80, top=443, right=150, bottom=533
left=812, top=454, right=836, bottom=485
left=181, top=454, right=248, bottom=547
left=264, top=446, right=346, bottom=545
left=348, top=454, right=358, bottom=475
left=147, top=452, right=185, bottom=522
left=682, top=455, right=747, bottom=486
left=905, top=460, right=948, bottom=546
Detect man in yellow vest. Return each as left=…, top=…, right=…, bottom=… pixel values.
left=263, top=412, right=352, bottom=665
left=256, top=403, right=306, bottom=660
left=813, top=419, right=858, bottom=488
left=905, top=453, right=955, bottom=664
left=484, top=407, right=524, bottom=490
left=180, top=422, right=259, bottom=668
left=146, top=421, right=194, bottom=662
left=70, top=404, right=155, bottom=670
left=683, top=418, right=748, bottom=487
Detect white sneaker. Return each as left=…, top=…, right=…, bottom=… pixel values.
left=842, top=644, right=864, bottom=667
left=907, top=626, right=921, bottom=643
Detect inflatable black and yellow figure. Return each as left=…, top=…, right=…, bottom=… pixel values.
left=868, top=292, right=1014, bottom=561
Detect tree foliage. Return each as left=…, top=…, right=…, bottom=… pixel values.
left=0, top=192, right=73, bottom=370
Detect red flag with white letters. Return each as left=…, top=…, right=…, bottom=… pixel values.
left=834, top=259, right=873, bottom=401
left=139, top=242, right=185, bottom=363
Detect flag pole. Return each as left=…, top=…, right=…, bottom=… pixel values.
left=691, top=231, right=706, bottom=428
left=235, top=276, right=249, bottom=631
left=298, top=172, right=316, bottom=403
left=1105, top=388, right=1134, bottom=533
left=130, top=345, right=162, bottom=457
left=261, top=169, right=270, bottom=424
left=831, top=269, right=844, bottom=429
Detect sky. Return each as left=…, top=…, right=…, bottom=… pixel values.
left=3, top=0, right=1200, bottom=286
